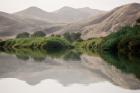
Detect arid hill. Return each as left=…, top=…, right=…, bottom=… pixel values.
left=53, top=3, right=140, bottom=39
left=0, top=3, right=139, bottom=39
left=15, top=6, right=105, bottom=23
left=82, top=3, right=140, bottom=39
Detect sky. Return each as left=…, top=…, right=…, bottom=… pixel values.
left=0, top=0, right=140, bottom=13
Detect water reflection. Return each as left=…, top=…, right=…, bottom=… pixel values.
left=100, top=51, right=140, bottom=80
left=0, top=48, right=139, bottom=91
left=0, top=79, right=140, bottom=93
left=0, top=78, right=140, bottom=93
left=0, top=48, right=81, bottom=62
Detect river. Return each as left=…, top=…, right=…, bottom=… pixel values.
left=0, top=49, right=139, bottom=93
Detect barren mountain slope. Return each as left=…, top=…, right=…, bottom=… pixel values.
left=53, top=3, right=140, bottom=39
left=82, top=3, right=140, bottom=39
left=15, top=6, right=105, bottom=23
left=0, top=11, right=50, bottom=39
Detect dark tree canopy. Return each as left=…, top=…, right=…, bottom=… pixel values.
left=71, top=32, right=81, bottom=41
left=63, top=32, right=81, bottom=42
left=32, top=31, right=46, bottom=37
left=63, top=32, right=71, bottom=41
left=136, top=18, right=140, bottom=24
left=16, top=32, right=30, bottom=38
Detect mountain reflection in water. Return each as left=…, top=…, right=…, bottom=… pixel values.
left=0, top=48, right=139, bottom=92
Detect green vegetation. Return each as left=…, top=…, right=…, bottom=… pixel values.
left=100, top=25, right=140, bottom=52
left=118, top=35, right=140, bottom=54
left=1, top=24, right=140, bottom=53
left=0, top=36, right=72, bottom=50
left=136, top=17, right=140, bottom=24
left=63, top=32, right=82, bottom=42
left=31, top=31, right=46, bottom=37
left=0, top=23, right=140, bottom=79
left=73, top=19, right=140, bottom=54
left=42, top=36, right=72, bottom=50
left=16, top=32, right=30, bottom=38
left=3, top=24, right=139, bottom=53
left=16, top=31, right=46, bottom=39
left=76, top=38, right=102, bottom=49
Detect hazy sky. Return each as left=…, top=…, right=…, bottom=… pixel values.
left=0, top=0, right=140, bottom=13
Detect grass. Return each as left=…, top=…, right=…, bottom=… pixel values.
left=0, top=36, right=73, bottom=50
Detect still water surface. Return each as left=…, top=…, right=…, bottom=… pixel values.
left=0, top=49, right=139, bottom=93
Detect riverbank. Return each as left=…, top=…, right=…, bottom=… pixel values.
left=0, top=25, right=140, bottom=54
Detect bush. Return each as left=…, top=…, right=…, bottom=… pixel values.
left=31, top=31, right=46, bottom=37
left=118, top=35, right=140, bottom=53
left=63, top=32, right=81, bottom=42
left=42, top=37, right=72, bottom=50
left=100, top=25, right=140, bottom=51
left=1, top=36, right=72, bottom=50
left=16, top=32, right=30, bottom=38
left=136, top=18, right=140, bottom=24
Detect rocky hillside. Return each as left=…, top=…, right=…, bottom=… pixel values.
left=82, top=3, right=140, bottom=39
left=53, top=3, right=140, bottom=39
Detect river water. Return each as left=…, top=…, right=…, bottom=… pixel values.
left=0, top=49, right=139, bottom=93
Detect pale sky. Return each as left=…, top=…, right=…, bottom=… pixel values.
left=0, top=0, right=140, bottom=13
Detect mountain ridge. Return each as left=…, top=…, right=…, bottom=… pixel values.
left=0, top=3, right=139, bottom=39
left=15, top=6, right=105, bottom=23
left=44, top=3, right=140, bottom=39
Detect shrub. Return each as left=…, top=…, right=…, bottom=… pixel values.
left=16, top=32, right=30, bottom=38
left=2, top=36, right=72, bottom=50
left=31, top=31, right=46, bottom=37
left=63, top=32, right=81, bottom=42
left=42, top=37, right=72, bottom=50
left=100, top=25, right=140, bottom=51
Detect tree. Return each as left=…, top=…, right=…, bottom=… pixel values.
left=136, top=18, right=140, bottom=24
left=16, top=32, right=30, bottom=38
left=63, top=32, right=71, bottom=41
left=31, top=31, right=46, bottom=37
left=136, top=18, right=140, bottom=25
left=63, top=32, right=81, bottom=42
left=71, top=32, right=81, bottom=41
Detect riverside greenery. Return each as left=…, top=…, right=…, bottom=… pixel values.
left=0, top=25, right=140, bottom=53
left=75, top=25, right=140, bottom=54
left=0, top=25, right=140, bottom=79
left=0, top=36, right=73, bottom=50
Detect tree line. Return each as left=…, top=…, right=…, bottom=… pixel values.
left=16, top=31, right=46, bottom=38
left=16, top=31, right=82, bottom=42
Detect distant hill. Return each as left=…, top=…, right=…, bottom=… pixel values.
left=15, top=6, right=105, bottom=23
left=0, top=3, right=140, bottom=39
left=53, top=3, right=140, bottom=39
left=0, top=11, right=50, bottom=39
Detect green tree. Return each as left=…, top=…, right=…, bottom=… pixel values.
left=16, top=32, right=30, bottom=38
left=136, top=18, right=140, bottom=24
left=63, top=32, right=71, bottom=41
left=71, top=32, right=81, bottom=41
left=63, top=32, right=81, bottom=42
left=31, top=31, right=46, bottom=37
